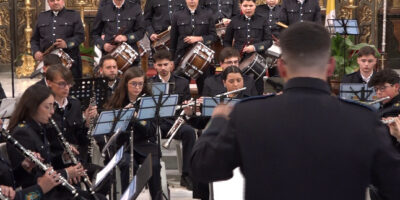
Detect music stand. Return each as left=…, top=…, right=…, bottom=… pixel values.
left=202, top=97, right=240, bottom=117
left=92, top=108, right=135, bottom=136
left=137, top=95, right=179, bottom=120
left=339, top=83, right=379, bottom=109
left=69, top=77, right=108, bottom=110
left=119, top=154, right=153, bottom=200
left=150, top=82, right=169, bottom=95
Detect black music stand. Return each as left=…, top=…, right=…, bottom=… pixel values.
left=339, top=83, right=379, bottom=109
left=202, top=97, right=240, bottom=117
left=69, top=77, right=108, bottom=110
left=327, top=19, right=360, bottom=78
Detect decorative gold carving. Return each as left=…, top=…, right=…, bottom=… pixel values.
left=0, top=6, right=9, bottom=27
left=66, top=0, right=101, bottom=10
left=0, top=28, right=11, bottom=63
left=359, top=5, right=372, bottom=24
left=360, top=26, right=371, bottom=43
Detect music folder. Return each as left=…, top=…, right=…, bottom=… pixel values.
left=92, top=146, right=124, bottom=190
left=92, top=108, right=135, bottom=136
left=202, top=97, right=240, bottom=116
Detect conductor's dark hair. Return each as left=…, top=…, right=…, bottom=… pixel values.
left=240, top=0, right=256, bottom=3
left=153, top=49, right=172, bottom=62
left=45, top=64, right=74, bottom=85
left=104, top=67, right=152, bottom=109
left=8, top=84, right=53, bottom=131
left=219, top=47, right=240, bottom=64
left=99, top=55, right=117, bottom=68
left=221, top=66, right=243, bottom=81
left=43, top=54, right=62, bottom=67
left=368, top=68, right=400, bottom=87
left=357, top=46, right=377, bottom=58
left=279, top=22, right=331, bottom=71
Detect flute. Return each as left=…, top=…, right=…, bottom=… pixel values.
left=215, top=87, right=247, bottom=98
left=0, top=129, right=78, bottom=197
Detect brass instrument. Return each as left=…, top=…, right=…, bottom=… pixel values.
left=162, top=110, right=186, bottom=149
left=276, top=22, right=288, bottom=29
left=49, top=118, right=94, bottom=193
left=0, top=188, right=9, bottom=200
left=1, top=129, right=78, bottom=197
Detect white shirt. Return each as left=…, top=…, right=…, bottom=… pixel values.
left=361, top=72, right=373, bottom=83
left=56, top=98, right=68, bottom=109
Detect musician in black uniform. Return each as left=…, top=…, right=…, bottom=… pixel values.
left=148, top=50, right=195, bottom=190
left=98, top=55, right=120, bottom=98
left=169, top=0, right=217, bottom=94
left=279, top=0, right=321, bottom=25
left=255, top=0, right=282, bottom=37
left=144, top=0, right=185, bottom=42
left=341, top=46, right=378, bottom=84
left=202, top=47, right=257, bottom=96
left=201, top=0, right=240, bottom=24
left=104, top=67, right=162, bottom=200
left=191, top=22, right=400, bottom=200
left=6, top=84, right=87, bottom=200
left=31, top=0, right=84, bottom=79
left=35, top=54, right=62, bottom=87
left=92, top=0, right=145, bottom=66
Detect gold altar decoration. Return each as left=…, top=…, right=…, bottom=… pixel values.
left=344, top=0, right=358, bottom=18
left=16, top=0, right=35, bottom=78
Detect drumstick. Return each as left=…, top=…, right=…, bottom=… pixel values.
left=240, top=39, right=254, bottom=58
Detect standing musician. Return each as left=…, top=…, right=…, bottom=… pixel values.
left=91, top=0, right=145, bottom=66
left=255, top=0, right=282, bottom=38
left=103, top=68, right=163, bottom=200
left=190, top=22, right=400, bottom=200
left=202, top=47, right=257, bottom=97
left=279, top=0, right=321, bottom=26
left=341, top=46, right=377, bottom=84
left=144, top=0, right=185, bottom=44
left=149, top=50, right=196, bottom=190
left=6, top=84, right=87, bottom=200
left=35, top=54, right=62, bottom=87
left=169, top=0, right=217, bottom=94
left=31, top=0, right=84, bottom=79
left=201, top=0, right=240, bottom=25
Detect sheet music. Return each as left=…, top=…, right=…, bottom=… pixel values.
left=94, top=146, right=124, bottom=188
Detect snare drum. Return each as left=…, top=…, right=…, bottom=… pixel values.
left=137, top=35, right=151, bottom=57
left=110, top=42, right=139, bottom=72
left=152, top=29, right=171, bottom=51
left=179, top=42, right=215, bottom=80
left=51, top=49, right=74, bottom=69
left=239, top=53, right=268, bottom=81
left=266, top=43, right=281, bottom=58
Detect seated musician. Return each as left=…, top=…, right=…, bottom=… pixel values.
left=31, top=0, right=84, bottom=79
left=6, top=84, right=88, bottom=200
left=255, top=0, right=282, bottom=38
left=35, top=54, right=62, bottom=87
left=148, top=49, right=195, bottom=190
left=201, top=0, right=240, bottom=25
left=341, top=46, right=378, bottom=84
left=98, top=55, right=120, bottom=98
left=91, top=0, right=145, bottom=67
left=103, top=67, right=163, bottom=200
left=169, top=0, right=217, bottom=94
left=203, top=47, right=258, bottom=97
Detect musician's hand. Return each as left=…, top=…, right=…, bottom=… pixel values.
left=37, top=168, right=61, bottom=194
left=150, top=34, right=159, bottom=41
left=104, top=43, right=116, bottom=53
left=211, top=104, right=233, bottom=120
left=66, top=163, right=85, bottom=182
left=101, top=34, right=105, bottom=40
left=70, top=145, right=80, bottom=156
left=114, top=35, right=128, bottom=43
left=272, top=35, right=280, bottom=46
left=386, top=116, right=400, bottom=141
left=34, top=51, right=44, bottom=61
left=21, top=152, right=43, bottom=173
left=184, top=36, right=203, bottom=44
left=242, top=45, right=255, bottom=53
left=222, top=18, right=231, bottom=26
left=183, top=100, right=194, bottom=116
left=55, top=39, right=67, bottom=49
left=0, top=185, right=16, bottom=200
left=84, top=106, right=98, bottom=127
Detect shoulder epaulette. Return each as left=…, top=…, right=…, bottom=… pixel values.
left=17, top=121, right=28, bottom=128
left=338, top=98, right=375, bottom=111
left=239, top=94, right=276, bottom=103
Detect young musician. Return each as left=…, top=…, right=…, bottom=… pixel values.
left=31, top=0, right=84, bottom=79
left=202, top=47, right=257, bottom=96
left=279, top=0, right=321, bottom=25
left=6, top=84, right=86, bottom=200
left=149, top=49, right=195, bottom=190
left=201, top=0, right=240, bottom=24
left=98, top=55, right=120, bottom=98
left=255, top=0, right=282, bottom=37
left=104, top=67, right=163, bottom=200
left=223, top=0, right=272, bottom=58
left=342, top=46, right=378, bottom=84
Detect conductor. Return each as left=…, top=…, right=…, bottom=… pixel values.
left=190, top=22, right=400, bottom=200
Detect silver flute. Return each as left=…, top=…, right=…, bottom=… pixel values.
left=49, top=118, right=93, bottom=193
left=365, top=96, right=390, bottom=105
left=215, top=87, right=246, bottom=97
left=0, top=129, right=78, bottom=197
left=0, top=188, right=9, bottom=200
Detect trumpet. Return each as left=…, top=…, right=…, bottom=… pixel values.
left=1, top=129, right=78, bottom=197
left=162, top=110, right=186, bottom=149
left=49, top=118, right=94, bottom=193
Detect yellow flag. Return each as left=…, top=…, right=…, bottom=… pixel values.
left=325, top=0, right=336, bottom=27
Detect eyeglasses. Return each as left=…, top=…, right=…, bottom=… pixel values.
left=374, top=84, right=392, bottom=92
left=129, top=81, right=144, bottom=88
left=224, top=60, right=239, bottom=65
left=54, top=81, right=73, bottom=88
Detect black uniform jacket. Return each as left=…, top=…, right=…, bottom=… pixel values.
left=223, top=14, right=272, bottom=55
left=201, top=0, right=240, bottom=23
left=279, top=0, right=321, bottom=25
left=144, top=0, right=186, bottom=36
left=191, top=77, right=400, bottom=200
left=0, top=156, right=44, bottom=200
left=91, top=1, right=145, bottom=53
left=169, top=7, right=217, bottom=60
left=341, top=70, right=375, bottom=84
left=255, top=4, right=282, bottom=37
left=202, top=73, right=258, bottom=97
left=149, top=74, right=191, bottom=105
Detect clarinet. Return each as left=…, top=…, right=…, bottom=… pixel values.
left=0, top=129, right=78, bottom=197
left=87, top=85, right=97, bottom=163
left=0, top=188, right=9, bottom=200
left=49, top=119, right=94, bottom=193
